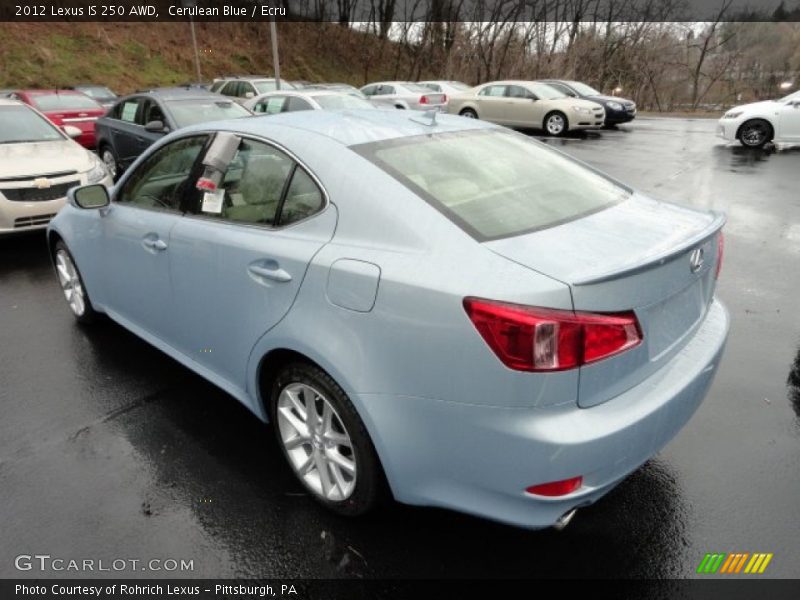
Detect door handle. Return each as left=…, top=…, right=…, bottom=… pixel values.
left=142, top=238, right=167, bottom=251
left=248, top=262, right=292, bottom=283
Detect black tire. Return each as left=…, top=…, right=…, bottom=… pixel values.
left=459, top=108, right=478, bottom=119
left=737, top=119, right=773, bottom=148
left=99, top=144, right=120, bottom=181
left=269, top=362, right=384, bottom=516
left=53, top=240, right=99, bottom=325
left=395, top=104, right=406, bottom=110
left=544, top=111, right=569, bottom=136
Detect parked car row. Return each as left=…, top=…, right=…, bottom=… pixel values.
left=356, top=78, right=636, bottom=136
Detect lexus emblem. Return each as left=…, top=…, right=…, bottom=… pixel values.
left=689, top=247, right=705, bottom=273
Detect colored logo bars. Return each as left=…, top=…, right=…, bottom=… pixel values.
left=697, top=553, right=773, bottom=574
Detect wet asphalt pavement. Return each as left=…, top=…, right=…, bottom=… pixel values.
left=1, top=118, right=799, bottom=580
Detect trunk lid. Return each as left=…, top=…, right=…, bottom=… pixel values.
left=485, top=195, right=724, bottom=407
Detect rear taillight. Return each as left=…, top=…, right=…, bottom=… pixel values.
left=526, top=476, right=583, bottom=497
left=716, top=231, right=724, bottom=279
left=419, top=95, right=429, bottom=105
left=442, top=93, right=448, bottom=103
left=463, top=298, right=642, bottom=372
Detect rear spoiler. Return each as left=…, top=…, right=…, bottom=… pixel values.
left=573, top=210, right=726, bottom=286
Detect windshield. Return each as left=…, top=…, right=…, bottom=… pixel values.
left=165, top=99, right=251, bottom=128
left=354, top=129, right=629, bottom=240
left=77, top=86, right=116, bottom=99
left=254, top=80, right=296, bottom=94
left=402, top=83, right=435, bottom=93
left=780, top=90, right=799, bottom=102
left=568, top=81, right=601, bottom=96
left=0, top=105, right=64, bottom=143
left=31, top=93, right=102, bottom=111
left=312, top=94, right=374, bottom=110
left=527, top=83, right=567, bottom=100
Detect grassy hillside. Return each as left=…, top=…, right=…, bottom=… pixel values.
left=0, top=22, right=409, bottom=93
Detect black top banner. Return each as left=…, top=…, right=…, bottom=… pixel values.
left=0, top=0, right=798, bottom=23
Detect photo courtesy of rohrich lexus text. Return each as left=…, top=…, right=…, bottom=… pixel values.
left=1, top=0, right=799, bottom=598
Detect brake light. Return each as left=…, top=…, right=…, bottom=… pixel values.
left=419, top=95, right=429, bottom=105
left=526, top=476, right=583, bottom=497
left=442, top=93, right=448, bottom=103
left=716, top=231, right=724, bottom=279
left=463, top=298, right=642, bottom=372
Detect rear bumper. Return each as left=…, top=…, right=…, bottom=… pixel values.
left=359, top=299, right=729, bottom=529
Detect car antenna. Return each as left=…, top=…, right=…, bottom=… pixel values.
left=411, top=108, right=439, bottom=127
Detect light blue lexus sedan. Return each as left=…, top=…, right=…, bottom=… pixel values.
left=48, top=109, right=729, bottom=529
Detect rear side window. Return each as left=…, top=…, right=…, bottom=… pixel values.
left=353, top=129, right=630, bottom=241
left=479, top=85, right=506, bottom=97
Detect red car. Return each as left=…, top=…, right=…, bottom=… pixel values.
left=10, top=90, right=106, bottom=149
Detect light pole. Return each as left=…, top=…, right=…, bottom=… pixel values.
left=270, top=17, right=281, bottom=89
left=182, top=0, right=202, bottom=83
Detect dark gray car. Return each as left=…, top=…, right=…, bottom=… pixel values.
left=95, top=88, right=251, bottom=179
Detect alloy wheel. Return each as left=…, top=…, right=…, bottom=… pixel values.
left=546, top=114, right=565, bottom=135
left=55, top=249, right=86, bottom=317
left=276, top=382, right=357, bottom=501
left=740, top=122, right=768, bottom=147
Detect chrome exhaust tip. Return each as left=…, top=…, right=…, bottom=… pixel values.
left=553, top=509, right=577, bottom=531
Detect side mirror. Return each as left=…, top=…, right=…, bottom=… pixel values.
left=63, top=125, right=82, bottom=138
left=145, top=120, right=168, bottom=133
left=70, top=184, right=110, bottom=210
left=244, top=92, right=255, bottom=99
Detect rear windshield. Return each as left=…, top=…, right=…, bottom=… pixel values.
left=403, top=83, right=435, bottom=93
left=77, top=86, right=116, bottom=99
left=165, top=98, right=251, bottom=127
left=0, top=105, right=64, bottom=143
left=312, top=94, right=374, bottom=110
left=31, top=94, right=102, bottom=110
left=353, top=129, right=630, bottom=241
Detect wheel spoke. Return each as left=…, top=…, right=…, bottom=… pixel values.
left=298, top=452, right=315, bottom=475
left=325, top=431, right=352, bottom=449
left=72, top=290, right=85, bottom=315
left=284, top=434, right=310, bottom=450
left=56, top=262, right=71, bottom=284
left=329, top=461, right=349, bottom=496
left=302, top=385, right=318, bottom=431
left=326, top=448, right=355, bottom=475
left=285, top=388, right=306, bottom=419
left=314, top=451, right=333, bottom=497
left=278, top=405, right=309, bottom=438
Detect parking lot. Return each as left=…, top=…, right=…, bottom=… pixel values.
left=1, top=117, right=798, bottom=579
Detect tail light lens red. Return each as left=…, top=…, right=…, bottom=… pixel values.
left=526, top=476, right=583, bottom=497
left=716, top=231, right=724, bottom=280
left=442, top=93, right=448, bottom=103
left=463, top=298, right=642, bottom=372
left=419, top=95, right=429, bottom=105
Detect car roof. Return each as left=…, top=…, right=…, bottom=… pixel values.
left=14, top=89, right=86, bottom=95
left=129, top=87, right=227, bottom=101
left=181, top=107, right=494, bottom=147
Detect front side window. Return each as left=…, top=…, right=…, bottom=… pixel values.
left=221, top=81, right=239, bottom=97
left=507, top=85, right=533, bottom=99
left=361, top=85, right=377, bottom=96
left=117, top=136, right=208, bottom=211
left=375, top=85, right=395, bottom=96
left=353, top=129, right=629, bottom=241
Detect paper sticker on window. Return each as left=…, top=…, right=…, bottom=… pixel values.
left=121, top=102, right=138, bottom=122
left=201, top=189, right=225, bottom=214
